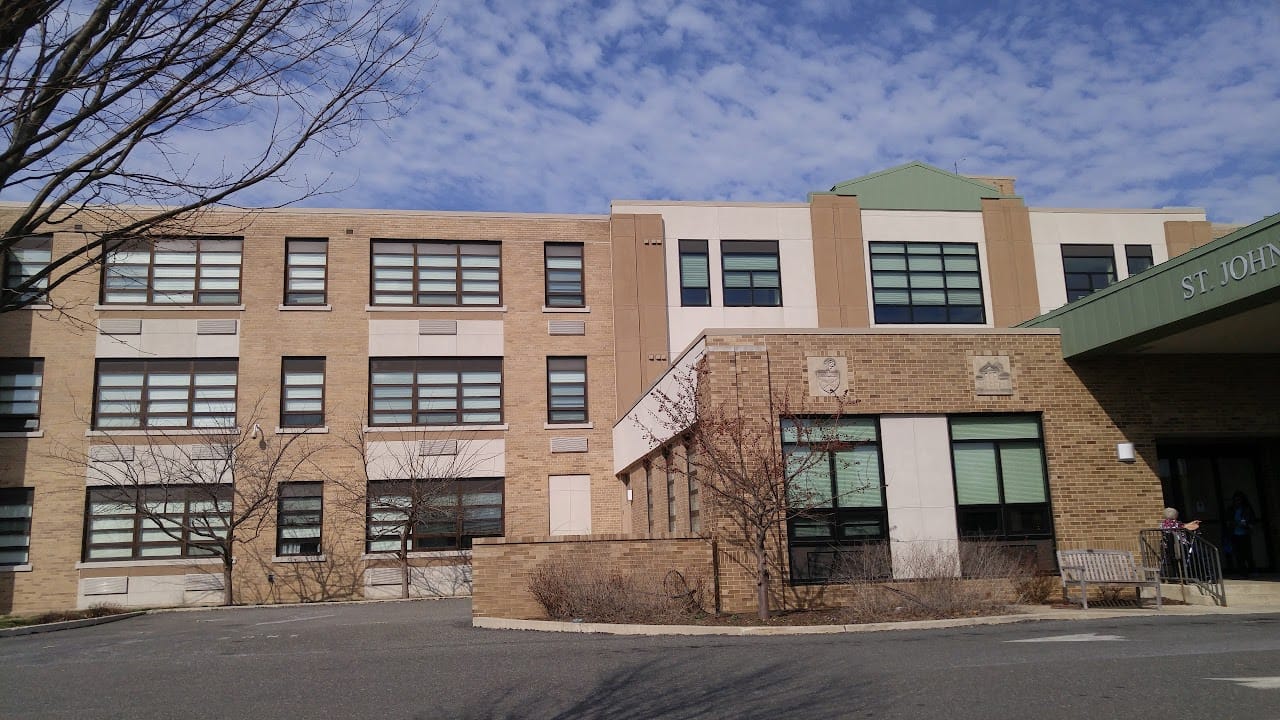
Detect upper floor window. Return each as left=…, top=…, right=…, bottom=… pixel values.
left=366, top=478, right=503, bottom=551
left=277, top=482, right=323, bottom=556
left=0, top=359, right=43, bottom=432
left=1125, top=244, right=1154, bottom=276
left=546, top=357, right=587, bottom=424
left=369, top=357, right=502, bottom=426
left=102, top=237, right=242, bottom=305
left=370, top=241, right=501, bottom=307
left=0, top=488, right=33, bottom=566
left=280, top=357, right=325, bottom=428
left=721, top=241, right=781, bottom=307
left=679, top=240, right=711, bottom=306
left=870, top=242, right=985, bottom=324
left=84, top=485, right=230, bottom=561
left=93, top=359, right=237, bottom=430
left=2, top=235, right=52, bottom=305
left=285, top=239, right=328, bottom=305
left=1061, top=244, right=1116, bottom=302
left=544, top=243, right=584, bottom=308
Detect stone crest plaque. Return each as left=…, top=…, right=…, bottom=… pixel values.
left=972, top=355, right=1014, bottom=396
left=807, top=356, right=849, bottom=397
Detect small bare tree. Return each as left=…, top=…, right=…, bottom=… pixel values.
left=637, top=357, right=865, bottom=621
left=331, top=423, right=499, bottom=600
left=63, top=411, right=325, bottom=605
left=1, top=0, right=438, bottom=312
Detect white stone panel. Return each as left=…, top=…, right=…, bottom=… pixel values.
left=96, top=318, right=239, bottom=358
left=362, top=563, right=472, bottom=598
left=77, top=574, right=224, bottom=609
left=369, top=319, right=503, bottom=356
left=880, top=415, right=960, bottom=579
left=549, top=474, right=592, bottom=535
left=362, top=438, right=504, bottom=480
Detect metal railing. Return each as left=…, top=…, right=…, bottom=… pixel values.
left=1138, top=529, right=1226, bottom=606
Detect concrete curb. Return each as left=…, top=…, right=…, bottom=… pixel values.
left=473, top=604, right=1280, bottom=636
left=0, top=611, right=147, bottom=638
left=148, top=595, right=459, bottom=614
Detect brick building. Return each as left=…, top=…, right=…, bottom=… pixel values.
left=2, top=161, right=1276, bottom=615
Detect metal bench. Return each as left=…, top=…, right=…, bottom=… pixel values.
left=1056, top=549, right=1162, bottom=609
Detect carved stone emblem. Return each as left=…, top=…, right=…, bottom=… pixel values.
left=972, top=355, right=1014, bottom=396
left=807, top=356, right=848, bottom=397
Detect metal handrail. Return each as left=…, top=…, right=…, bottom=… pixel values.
left=1138, top=528, right=1226, bottom=606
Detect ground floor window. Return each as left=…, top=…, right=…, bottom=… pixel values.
left=83, top=486, right=231, bottom=561
left=784, top=417, right=888, bottom=584
left=0, top=488, right=33, bottom=565
left=950, top=414, right=1054, bottom=572
left=366, top=478, right=503, bottom=552
left=277, top=482, right=323, bottom=556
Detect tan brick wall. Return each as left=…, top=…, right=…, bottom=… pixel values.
left=0, top=207, right=620, bottom=613
left=471, top=534, right=713, bottom=619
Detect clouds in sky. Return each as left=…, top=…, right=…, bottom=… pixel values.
left=15, top=1, right=1280, bottom=222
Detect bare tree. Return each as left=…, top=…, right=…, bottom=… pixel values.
left=64, top=411, right=326, bottom=605
left=331, top=424, right=499, bottom=600
left=0, top=0, right=437, bottom=311
left=637, top=358, right=865, bottom=621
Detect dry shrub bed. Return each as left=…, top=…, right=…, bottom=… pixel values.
left=528, top=558, right=708, bottom=623
left=0, top=604, right=128, bottom=630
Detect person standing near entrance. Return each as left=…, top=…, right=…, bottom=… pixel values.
left=1160, top=508, right=1201, bottom=580
left=1226, top=492, right=1257, bottom=577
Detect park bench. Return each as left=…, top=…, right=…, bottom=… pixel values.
left=1056, top=549, right=1162, bottom=610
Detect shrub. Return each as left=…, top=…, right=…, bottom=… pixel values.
left=527, top=558, right=706, bottom=623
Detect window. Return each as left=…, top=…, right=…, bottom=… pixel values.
left=546, top=357, right=587, bottom=424
left=0, top=359, right=43, bottom=432
left=644, top=463, right=654, bottom=536
left=666, top=454, right=676, bottom=534
left=1061, top=244, right=1117, bottom=302
left=2, top=235, right=52, bottom=304
left=280, top=357, right=325, bottom=428
left=93, top=359, right=237, bottom=429
left=686, top=441, right=701, bottom=534
left=284, top=239, right=328, bottom=305
left=870, top=242, right=985, bottom=324
left=277, top=483, right=322, bottom=556
left=0, top=488, right=33, bottom=566
left=1125, top=244, right=1154, bottom=276
left=369, top=358, right=502, bottom=426
left=679, top=240, right=711, bottom=306
left=950, top=415, right=1053, bottom=567
left=544, top=243, right=584, bottom=307
left=84, top=486, right=231, bottom=560
left=370, top=241, right=500, bottom=306
left=721, top=241, right=781, bottom=306
left=102, top=237, right=242, bottom=305
left=784, top=417, right=887, bottom=584
left=366, top=478, right=503, bottom=551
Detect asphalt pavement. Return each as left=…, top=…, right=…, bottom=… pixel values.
left=1, top=599, right=1278, bottom=719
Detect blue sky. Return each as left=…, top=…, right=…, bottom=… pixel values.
left=18, top=1, right=1280, bottom=222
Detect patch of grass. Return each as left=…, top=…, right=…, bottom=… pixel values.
left=0, top=604, right=129, bottom=629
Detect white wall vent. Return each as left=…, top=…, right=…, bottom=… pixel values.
left=550, top=436, right=588, bottom=453
left=82, top=577, right=129, bottom=596
left=367, top=567, right=403, bottom=586
left=418, top=439, right=458, bottom=456
left=98, top=318, right=142, bottom=335
left=89, top=445, right=135, bottom=462
left=185, top=573, right=225, bottom=591
left=419, top=319, right=458, bottom=335
left=196, top=319, right=237, bottom=335
left=548, top=320, right=586, bottom=336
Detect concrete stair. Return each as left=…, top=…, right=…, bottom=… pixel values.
left=1158, top=578, right=1280, bottom=608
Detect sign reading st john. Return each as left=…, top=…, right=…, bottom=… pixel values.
left=1181, top=242, right=1280, bottom=300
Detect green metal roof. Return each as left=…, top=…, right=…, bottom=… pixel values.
left=1021, top=211, right=1280, bottom=357
left=813, top=161, right=1020, bottom=211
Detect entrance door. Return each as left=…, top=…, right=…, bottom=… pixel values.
left=1157, top=443, right=1272, bottom=573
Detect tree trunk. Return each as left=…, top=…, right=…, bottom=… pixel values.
left=755, top=531, right=770, bottom=621
left=400, top=532, right=410, bottom=600
left=222, top=557, right=235, bottom=606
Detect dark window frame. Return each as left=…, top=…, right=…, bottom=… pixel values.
left=1125, top=244, right=1155, bottom=277
left=1061, top=244, right=1118, bottom=302
left=784, top=416, right=889, bottom=585
left=365, top=478, right=504, bottom=551
left=685, top=439, right=701, bottom=534
left=679, top=239, right=711, bottom=307
left=92, top=359, right=238, bottom=430
left=869, top=242, right=986, bottom=324
left=83, top=485, right=232, bottom=561
left=721, top=240, right=782, bottom=307
left=0, top=358, right=43, bottom=432
left=368, top=357, right=503, bottom=427
left=284, top=238, right=329, bottom=306
left=100, top=236, right=243, bottom=306
left=280, top=357, right=326, bottom=428
left=544, top=243, right=585, bottom=308
left=0, top=487, right=33, bottom=566
left=948, top=413, right=1054, bottom=543
left=546, top=356, right=587, bottom=424
left=369, top=240, right=502, bottom=307
left=276, top=482, right=323, bottom=557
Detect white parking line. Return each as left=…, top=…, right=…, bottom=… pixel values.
left=1007, top=632, right=1126, bottom=642
left=252, top=614, right=335, bottom=626
left=1207, top=677, right=1280, bottom=690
